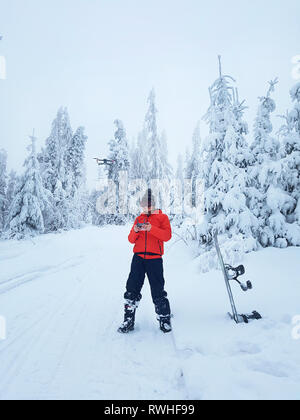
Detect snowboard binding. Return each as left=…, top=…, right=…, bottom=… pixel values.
left=240, top=311, right=262, bottom=324
left=225, top=264, right=253, bottom=292
left=214, top=233, right=262, bottom=325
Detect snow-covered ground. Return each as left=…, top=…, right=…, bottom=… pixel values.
left=0, top=225, right=299, bottom=400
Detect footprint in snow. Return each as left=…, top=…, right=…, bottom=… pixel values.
left=234, top=341, right=262, bottom=356
left=247, top=360, right=289, bottom=378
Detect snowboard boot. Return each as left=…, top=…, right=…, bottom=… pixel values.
left=154, top=296, right=172, bottom=333
left=118, top=298, right=139, bottom=334
left=158, top=315, right=172, bottom=334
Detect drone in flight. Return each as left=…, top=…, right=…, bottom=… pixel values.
left=94, top=158, right=116, bottom=166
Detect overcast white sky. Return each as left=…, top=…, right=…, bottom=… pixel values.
left=0, top=0, right=299, bottom=188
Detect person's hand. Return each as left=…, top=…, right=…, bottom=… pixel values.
left=142, top=222, right=151, bottom=232
left=134, top=223, right=151, bottom=232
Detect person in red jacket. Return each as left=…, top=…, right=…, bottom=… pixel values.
left=118, top=189, right=173, bottom=334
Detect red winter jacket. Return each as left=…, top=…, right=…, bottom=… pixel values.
left=128, top=210, right=172, bottom=259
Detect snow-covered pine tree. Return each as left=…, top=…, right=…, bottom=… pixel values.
left=171, top=153, right=185, bottom=226
left=144, top=89, right=174, bottom=208
left=248, top=79, right=289, bottom=247
left=284, top=82, right=300, bottom=223
left=0, top=149, right=8, bottom=233
left=182, top=146, right=194, bottom=217
left=158, top=130, right=174, bottom=213
left=6, top=132, right=52, bottom=239
left=108, top=119, right=130, bottom=181
left=276, top=81, right=300, bottom=245
left=160, top=130, right=173, bottom=181
left=88, top=188, right=107, bottom=226
left=188, top=122, right=202, bottom=206
left=197, top=57, right=258, bottom=250
left=128, top=138, right=138, bottom=179
left=107, top=119, right=130, bottom=223
left=89, top=164, right=111, bottom=226
left=176, top=153, right=184, bottom=183
left=5, top=170, right=19, bottom=226
left=41, top=107, right=73, bottom=230
left=145, top=89, right=164, bottom=182
left=129, top=131, right=148, bottom=181
left=64, top=126, right=88, bottom=228
left=42, top=107, right=73, bottom=193
left=252, top=79, right=279, bottom=162
left=66, top=127, right=87, bottom=193
left=127, top=133, right=148, bottom=218
left=184, top=147, right=192, bottom=180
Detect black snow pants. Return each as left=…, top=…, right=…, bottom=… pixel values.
left=125, top=254, right=171, bottom=317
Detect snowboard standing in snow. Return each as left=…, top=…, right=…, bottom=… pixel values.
left=214, top=233, right=262, bottom=324
left=118, top=189, right=173, bottom=334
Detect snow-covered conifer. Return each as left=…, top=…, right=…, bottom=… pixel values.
left=276, top=82, right=300, bottom=244
left=176, top=154, right=184, bottom=183
left=129, top=131, right=148, bottom=182
left=160, top=130, right=173, bottom=181
left=145, top=89, right=164, bottom=181
left=64, top=126, right=88, bottom=227
left=108, top=119, right=130, bottom=182
left=106, top=120, right=130, bottom=223
left=88, top=189, right=107, bottom=226
left=197, top=57, right=258, bottom=249
left=5, top=170, right=19, bottom=225
left=40, top=108, right=74, bottom=230
left=248, top=79, right=287, bottom=247
left=252, top=79, right=279, bottom=163
left=171, top=153, right=185, bottom=226
left=6, top=132, right=52, bottom=239
left=184, top=147, right=192, bottom=179
left=66, top=127, right=87, bottom=193
left=188, top=122, right=202, bottom=206
left=0, top=149, right=8, bottom=232
left=42, top=107, right=73, bottom=194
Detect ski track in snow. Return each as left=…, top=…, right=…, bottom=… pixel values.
left=0, top=257, right=84, bottom=295
left=0, top=225, right=299, bottom=400
left=0, top=227, right=187, bottom=400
